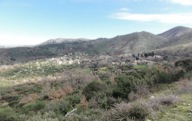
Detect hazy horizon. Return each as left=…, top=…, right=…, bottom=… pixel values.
left=1, top=0, right=192, bottom=46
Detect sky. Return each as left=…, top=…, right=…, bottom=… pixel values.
left=1, top=0, right=192, bottom=46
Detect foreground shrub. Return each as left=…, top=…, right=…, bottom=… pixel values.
left=183, top=72, right=192, bottom=79
left=113, top=76, right=143, bottom=99
left=23, top=101, right=45, bottom=113
left=175, top=59, right=192, bottom=71
left=0, top=107, right=19, bottom=121
left=43, top=93, right=81, bottom=115
left=1, top=94, right=20, bottom=107
left=154, top=69, right=184, bottom=84
left=128, top=104, right=149, bottom=120
left=128, top=84, right=150, bottom=101
left=102, top=102, right=149, bottom=121
left=83, top=80, right=107, bottom=100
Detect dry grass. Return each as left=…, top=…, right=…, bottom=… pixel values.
left=47, top=86, right=73, bottom=100
left=176, top=79, right=192, bottom=94
left=19, top=93, right=40, bottom=104
left=78, top=97, right=88, bottom=109
left=128, top=84, right=150, bottom=101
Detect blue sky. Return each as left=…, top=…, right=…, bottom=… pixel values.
left=1, top=0, right=192, bottom=46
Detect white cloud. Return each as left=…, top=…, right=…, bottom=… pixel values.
left=111, top=12, right=192, bottom=24
left=0, top=34, right=46, bottom=46
left=166, top=0, right=192, bottom=6
left=120, top=8, right=130, bottom=11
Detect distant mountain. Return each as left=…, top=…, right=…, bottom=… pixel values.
left=90, top=31, right=166, bottom=54
left=166, top=32, right=192, bottom=46
left=158, top=26, right=192, bottom=47
left=40, top=38, right=89, bottom=45
left=0, top=26, right=192, bottom=65
left=158, top=26, right=192, bottom=39
left=0, top=46, right=5, bottom=48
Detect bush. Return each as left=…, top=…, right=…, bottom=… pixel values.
left=23, top=101, right=45, bottom=113
left=175, top=59, right=192, bottom=71
left=128, top=85, right=149, bottom=101
left=1, top=95, right=20, bottom=107
left=43, top=100, right=71, bottom=115
left=128, top=104, right=149, bottom=120
left=102, top=102, right=149, bottom=121
left=155, top=71, right=174, bottom=84
left=0, top=107, right=19, bottom=121
left=83, top=80, right=107, bottom=100
left=43, top=93, right=81, bottom=115
left=154, top=69, right=184, bottom=84
left=113, top=76, right=143, bottom=99
left=89, top=93, right=116, bottom=109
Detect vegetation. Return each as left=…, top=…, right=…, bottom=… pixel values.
left=0, top=54, right=191, bottom=121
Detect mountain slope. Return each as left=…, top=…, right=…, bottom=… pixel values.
left=91, top=31, right=166, bottom=54
left=167, top=32, right=192, bottom=46
left=158, top=26, right=192, bottom=40
left=158, top=26, right=192, bottom=48
left=0, top=41, right=90, bottom=65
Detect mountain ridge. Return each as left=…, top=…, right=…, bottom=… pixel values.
left=0, top=26, right=192, bottom=65
left=158, top=26, right=192, bottom=39
left=40, top=38, right=89, bottom=45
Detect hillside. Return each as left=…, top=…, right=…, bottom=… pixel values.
left=158, top=26, right=192, bottom=53
left=0, top=26, right=192, bottom=65
left=90, top=31, right=166, bottom=55
left=161, top=32, right=192, bottom=47
left=0, top=41, right=90, bottom=65
left=158, top=26, right=192, bottom=39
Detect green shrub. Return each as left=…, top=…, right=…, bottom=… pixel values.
left=64, top=93, right=81, bottom=107
left=183, top=72, right=192, bottom=79
left=43, top=93, right=81, bottom=115
left=154, top=69, right=184, bottom=84
left=128, top=105, right=149, bottom=120
left=23, top=101, right=45, bottom=113
left=83, top=81, right=107, bottom=100
left=98, top=73, right=110, bottom=81
left=43, top=100, right=71, bottom=115
left=59, top=96, right=80, bottom=115
left=113, top=76, right=143, bottom=99
left=0, top=107, right=19, bottom=121
left=175, top=59, right=192, bottom=71
left=1, top=95, right=20, bottom=107
left=90, top=92, right=116, bottom=109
